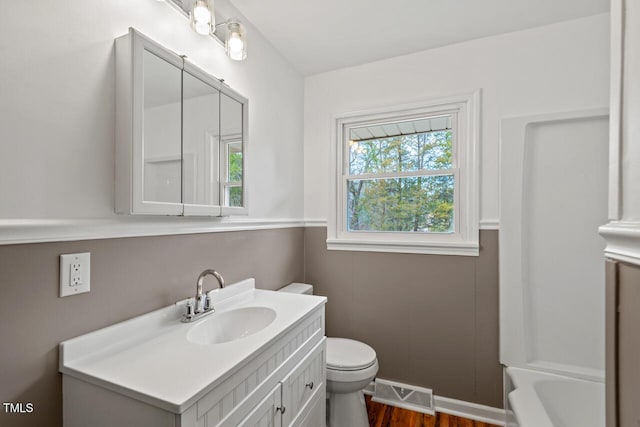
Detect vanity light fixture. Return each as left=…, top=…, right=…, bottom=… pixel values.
left=166, top=0, right=248, bottom=61
left=191, top=0, right=214, bottom=35
left=221, top=19, right=247, bottom=61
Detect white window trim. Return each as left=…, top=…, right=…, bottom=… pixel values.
left=327, top=90, right=481, bottom=256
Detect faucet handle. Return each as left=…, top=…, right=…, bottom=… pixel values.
left=186, top=300, right=194, bottom=315
left=204, top=294, right=213, bottom=312
left=181, top=299, right=195, bottom=322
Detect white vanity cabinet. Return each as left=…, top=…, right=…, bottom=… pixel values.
left=239, top=383, right=283, bottom=427
left=60, top=281, right=326, bottom=427
left=115, top=28, right=247, bottom=216
left=282, top=339, right=326, bottom=426
left=234, top=339, right=325, bottom=427
left=192, top=336, right=326, bottom=427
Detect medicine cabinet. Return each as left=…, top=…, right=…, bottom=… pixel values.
left=115, top=28, right=247, bottom=216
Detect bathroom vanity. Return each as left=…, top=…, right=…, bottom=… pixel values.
left=59, top=279, right=326, bottom=427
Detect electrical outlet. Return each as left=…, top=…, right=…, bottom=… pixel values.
left=60, top=253, right=90, bottom=297
left=70, top=262, right=82, bottom=286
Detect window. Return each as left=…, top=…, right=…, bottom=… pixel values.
left=328, top=92, right=480, bottom=255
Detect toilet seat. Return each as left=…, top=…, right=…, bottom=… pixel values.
left=327, top=359, right=379, bottom=383
left=326, top=338, right=377, bottom=371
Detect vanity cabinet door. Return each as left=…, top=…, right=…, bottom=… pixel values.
left=236, top=383, right=283, bottom=427
left=295, top=396, right=325, bottom=427
left=281, top=338, right=326, bottom=427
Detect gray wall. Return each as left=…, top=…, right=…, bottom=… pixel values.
left=605, top=260, right=617, bottom=427
left=607, top=262, right=640, bottom=427
left=0, top=228, right=304, bottom=427
left=304, top=227, right=502, bottom=408
left=0, top=226, right=502, bottom=426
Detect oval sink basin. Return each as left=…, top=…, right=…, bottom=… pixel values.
left=187, top=307, right=277, bottom=345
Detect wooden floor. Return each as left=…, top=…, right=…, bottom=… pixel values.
left=366, top=396, right=500, bottom=427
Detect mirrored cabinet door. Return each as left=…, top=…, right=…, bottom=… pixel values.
left=220, top=93, right=246, bottom=213
left=182, top=69, right=221, bottom=215
left=142, top=49, right=183, bottom=205
left=116, top=29, right=185, bottom=215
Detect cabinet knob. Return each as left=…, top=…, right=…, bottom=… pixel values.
left=276, top=405, right=286, bottom=414
left=305, top=381, right=314, bottom=390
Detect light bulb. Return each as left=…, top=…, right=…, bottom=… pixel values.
left=194, top=21, right=210, bottom=35
left=228, top=33, right=243, bottom=52
left=193, top=3, right=211, bottom=23
left=191, top=0, right=214, bottom=36
left=229, top=49, right=244, bottom=61
left=225, top=20, right=247, bottom=61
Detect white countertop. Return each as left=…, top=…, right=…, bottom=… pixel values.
left=59, top=279, right=326, bottom=413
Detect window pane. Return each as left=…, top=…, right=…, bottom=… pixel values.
left=349, top=121, right=452, bottom=175
left=220, top=94, right=244, bottom=207
left=226, top=186, right=242, bottom=207
left=347, top=175, right=454, bottom=233
left=228, top=145, right=243, bottom=182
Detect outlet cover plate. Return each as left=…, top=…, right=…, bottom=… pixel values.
left=60, top=252, right=90, bottom=297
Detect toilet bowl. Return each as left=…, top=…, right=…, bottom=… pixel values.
left=278, top=283, right=378, bottom=427
left=326, top=337, right=378, bottom=427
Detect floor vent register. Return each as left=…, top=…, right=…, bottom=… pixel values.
left=369, top=378, right=435, bottom=415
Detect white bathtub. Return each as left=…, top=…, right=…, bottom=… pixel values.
left=506, top=367, right=605, bottom=427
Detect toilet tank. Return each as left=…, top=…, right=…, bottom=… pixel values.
left=278, top=283, right=313, bottom=295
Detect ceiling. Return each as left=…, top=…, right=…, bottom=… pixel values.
left=228, top=0, right=609, bottom=76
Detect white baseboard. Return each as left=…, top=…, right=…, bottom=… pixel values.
left=365, top=380, right=506, bottom=426
left=434, top=395, right=505, bottom=426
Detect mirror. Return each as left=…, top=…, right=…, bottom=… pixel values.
left=182, top=71, right=221, bottom=206
left=116, top=29, right=247, bottom=216
left=181, top=73, right=245, bottom=210
left=142, top=49, right=182, bottom=204
left=220, top=94, right=244, bottom=208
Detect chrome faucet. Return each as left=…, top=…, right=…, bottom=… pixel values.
left=182, top=269, right=225, bottom=323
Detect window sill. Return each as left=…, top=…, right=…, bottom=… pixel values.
left=326, top=238, right=479, bottom=256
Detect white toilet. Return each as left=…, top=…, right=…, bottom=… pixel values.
left=278, top=283, right=378, bottom=427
